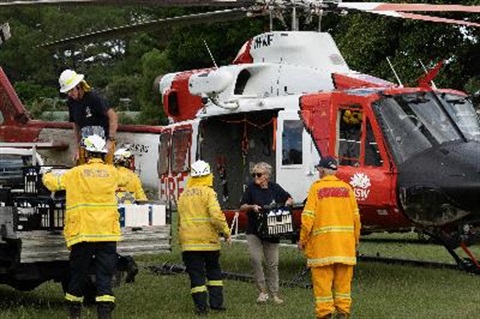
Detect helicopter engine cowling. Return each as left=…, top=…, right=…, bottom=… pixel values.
left=398, top=140, right=480, bottom=227
left=189, top=68, right=234, bottom=96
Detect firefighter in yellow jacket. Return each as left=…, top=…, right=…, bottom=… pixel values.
left=177, top=160, right=231, bottom=316
left=43, top=134, right=121, bottom=319
left=114, top=148, right=147, bottom=203
left=299, top=156, right=361, bottom=319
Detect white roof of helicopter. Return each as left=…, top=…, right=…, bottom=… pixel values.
left=185, top=31, right=351, bottom=117
left=243, top=31, right=350, bottom=72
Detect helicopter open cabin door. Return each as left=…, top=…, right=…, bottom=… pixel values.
left=275, top=110, right=320, bottom=202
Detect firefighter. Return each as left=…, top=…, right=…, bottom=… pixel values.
left=58, top=69, right=118, bottom=165
left=42, top=134, right=121, bottom=319
left=114, top=148, right=147, bottom=203
left=298, top=156, right=361, bottom=319
left=177, top=160, right=232, bottom=316
left=113, top=148, right=144, bottom=283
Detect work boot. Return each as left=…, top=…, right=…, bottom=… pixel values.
left=97, top=302, right=115, bottom=319
left=68, top=302, right=82, bottom=319
left=194, top=307, right=208, bottom=316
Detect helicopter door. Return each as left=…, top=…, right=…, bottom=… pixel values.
left=335, top=104, right=398, bottom=227
left=158, top=126, right=193, bottom=204
left=276, top=110, right=319, bottom=203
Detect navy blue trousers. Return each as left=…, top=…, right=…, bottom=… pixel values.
left=182, top=250, right=224, bottom=310
left=67, top=242, right=117, bottom=300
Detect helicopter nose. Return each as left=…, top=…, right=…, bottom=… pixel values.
left=397, top=141, right=480, bottom=226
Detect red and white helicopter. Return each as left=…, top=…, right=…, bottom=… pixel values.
left=1, top=1, right=480, bottom=270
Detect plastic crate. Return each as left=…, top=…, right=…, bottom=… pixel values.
left=22, top=166, right=67, bottom=196
left=13, top=195, right=65, bottom=231
left=256, top=206, right=293, bottom=239
left=22, top=166, right=40, bottom=194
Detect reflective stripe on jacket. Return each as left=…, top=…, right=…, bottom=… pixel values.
left=177, top=185, right=230, bottom=251
left=300, top=175, right=361, bottom=267
left=116, top=166, right=147, bottom=201
left=42, top=158, right=121, bottom=247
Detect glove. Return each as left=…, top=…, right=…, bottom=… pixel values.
left=39, top=166, right=53, bottom=175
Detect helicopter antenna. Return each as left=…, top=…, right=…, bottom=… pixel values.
left=269, top=9, right=273, bottom=31
left=419, top=59, right=438, bottom=89
left=291, top=1, right=298, bottom=31
left=203, top=40, right=218, bottom=69
left=386, top=57, right=404, bottom=87
left=318, top=10, right=323, bottom=32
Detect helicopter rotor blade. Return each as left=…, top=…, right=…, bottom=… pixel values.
left=338, top=2, right=480, bottom=14
left=38, top=8, right=253, bottom=48
left=362, top=11, right=480, bottom=28
left=0, top=0, right=253, bottom=7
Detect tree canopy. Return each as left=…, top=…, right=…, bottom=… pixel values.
left=0, top=1, right=478, bottom=125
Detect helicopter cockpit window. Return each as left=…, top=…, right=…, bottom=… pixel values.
left=282, top=120, right=303, bottom=165
left=171, top=129, right=191, bottom=174
left=158, top=132, right=170, bottom=176
left=374, top=98, right=431, bottom=164
left=399, top=93, right=459, bottom=144
left=439, top=93, right=480, bottom=142
left=338, top=108, right=362, bottom=166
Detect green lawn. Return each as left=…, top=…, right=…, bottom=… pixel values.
left=1, top=231, right=480, bottom=318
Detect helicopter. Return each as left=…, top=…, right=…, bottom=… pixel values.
left=0, top=1, right=479, bottom=270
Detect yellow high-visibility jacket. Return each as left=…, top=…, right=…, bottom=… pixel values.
left=300, top=175, right=361, bottom=267
left=177, top=185, right=230, bottom=251
left=42, top=158, right=121, bottom=248
left=116, top=166, right=147, bottom=201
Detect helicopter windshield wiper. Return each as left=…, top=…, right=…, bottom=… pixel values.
left=446, top=98, right=466, bottom=105
left=404, top=96, right=431, bottom=105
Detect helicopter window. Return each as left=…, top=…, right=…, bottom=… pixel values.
left=439, top=93, right=480, bottom=142
left=365, top=120, right=382, bottom=167
left=171, top=129, right=191, bottom=174
left=234, top=69, right=251, bottom=95
left=374, top=98, right=431, bottom=164
left=282, top=120, right=303, bottom=165
left=399, top=93, right=459, bottom=144
left=158, top=132, right=170, bottom=176
left=338, top=108, right=362, bottom=166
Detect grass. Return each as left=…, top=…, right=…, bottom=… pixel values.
left=1, top=229, right=480, bottom=318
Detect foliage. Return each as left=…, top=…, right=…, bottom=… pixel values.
left=0, top=1, right=479, bottom=122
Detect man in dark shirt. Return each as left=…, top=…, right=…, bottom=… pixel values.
left=59, top=69, right=118, bottom=165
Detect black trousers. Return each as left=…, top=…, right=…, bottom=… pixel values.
left=182, top=250, right=224, bottom=310
left=67, top=242, right=117, bottom=302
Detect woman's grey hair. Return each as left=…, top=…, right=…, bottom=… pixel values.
left=252, top=162, right=272, bottom=177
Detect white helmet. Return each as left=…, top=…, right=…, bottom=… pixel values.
left=58, top=69, right=84, bottom=93
left=114, top=148, right=133, bottom=166
left=190, top=160, right=211, bottom=177
left=83, top=134, right=108, bottom=154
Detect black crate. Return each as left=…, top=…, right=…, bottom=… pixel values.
left=22, top=166, right=67, bottom=196
left=0, top=187, right=13, bottom=206
left=13, top=195, right=65, bottom=231
left=256, top=207, right=294, bottom=239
